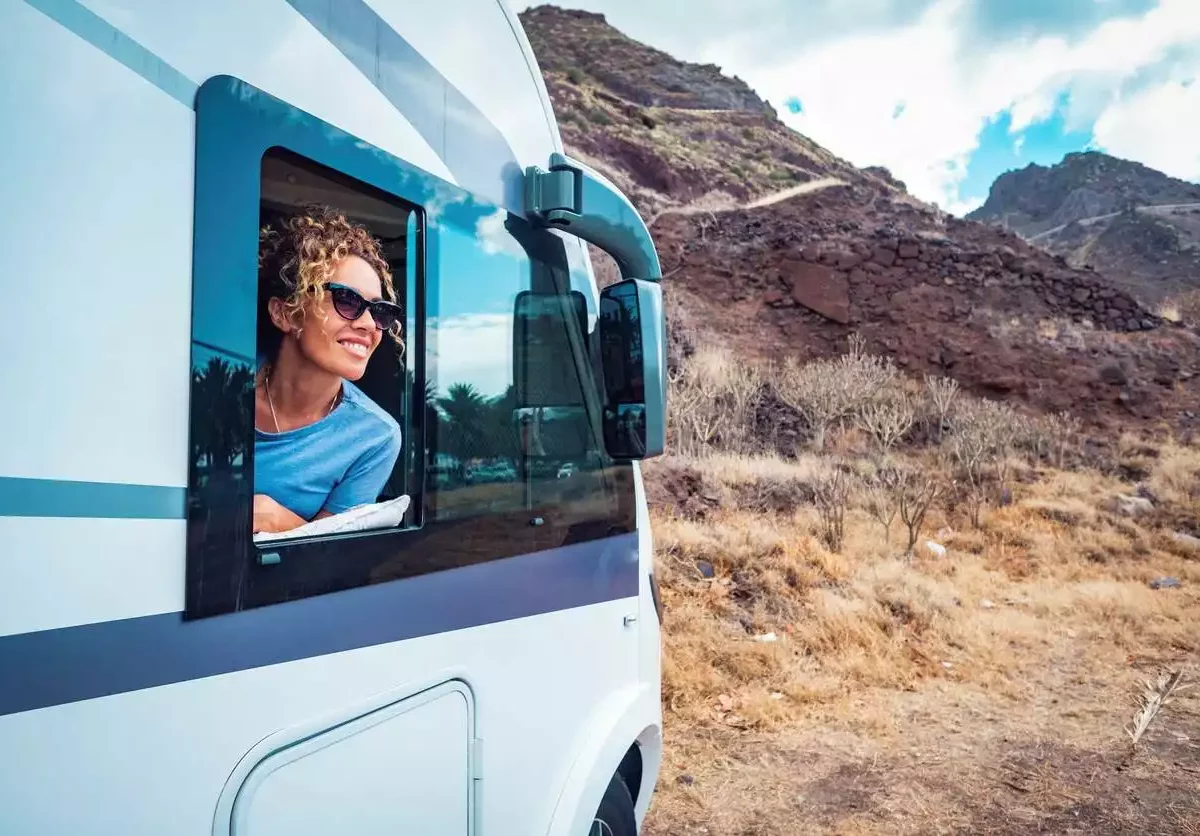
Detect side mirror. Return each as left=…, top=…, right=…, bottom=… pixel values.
left=599, top=279, right=666, bottom=460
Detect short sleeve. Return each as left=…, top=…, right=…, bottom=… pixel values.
left=322, top=424, right=402, bottom=514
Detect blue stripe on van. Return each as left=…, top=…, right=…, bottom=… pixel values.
left=0, top=477, right=186, bottom=519
left=0, top=532, right=639, bottom=717
left=285, top=0, right=526, bottom=215
left=23, top=0, right=199, bottom=108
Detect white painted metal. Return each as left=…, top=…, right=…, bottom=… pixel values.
left=231, top=681, right=473, bottom=836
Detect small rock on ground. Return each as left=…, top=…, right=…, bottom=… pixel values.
left=1168, top=531, right=1200, bottom=553
left=1109, top=494, right=1154, bottom=518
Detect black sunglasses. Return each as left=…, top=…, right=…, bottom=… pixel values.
left=328, top=283, right=402, bottom=331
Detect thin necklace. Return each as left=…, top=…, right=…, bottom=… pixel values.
left=264, top=371, right=338, bottom=433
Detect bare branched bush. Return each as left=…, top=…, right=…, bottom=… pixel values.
left=949, top=399, right=1018, bottom=526
left=924, top=375, right=959, bottom=442
left=1046, top=410, right=1082, bottom=468
left=669, top=346, right=764, bottom=456
left=893, top=465, right=942, bottom=555
left=1015, top=413, right=1048, bottom=462
left=775, top=337, right=899, bottom=450
left=865, top=466, right=900, bottom=545
left=814, top=464, right=853, bottom=552
left=857, top=392, right=916, bottom=454
left=775, top=358, right=847, bottom=451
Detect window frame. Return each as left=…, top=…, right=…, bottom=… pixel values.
left=185, top=76, right=634, bottom=621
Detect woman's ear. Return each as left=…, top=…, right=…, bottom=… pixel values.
left=267, top=297, right=295, bottom=334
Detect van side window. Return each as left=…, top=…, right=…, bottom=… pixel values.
left=184, top=77, right=634, bottom=620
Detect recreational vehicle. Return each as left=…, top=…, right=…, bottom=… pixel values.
left=0, top=1, right=666, bottom=834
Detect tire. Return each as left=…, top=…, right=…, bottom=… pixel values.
left=590, top=772, right=638, bottom=836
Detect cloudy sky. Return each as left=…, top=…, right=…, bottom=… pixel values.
left=516, top=0, right=1200, bottom=216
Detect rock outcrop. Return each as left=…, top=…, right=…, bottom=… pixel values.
left=969, top=151, right=1200, bottom=303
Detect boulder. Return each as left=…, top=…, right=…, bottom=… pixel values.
left=871, top=247, right=897, bottom=267
left=784, top=261, right=851, bottom=324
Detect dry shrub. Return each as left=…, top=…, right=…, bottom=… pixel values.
left=814, top=463, right=853, bottom=552
left=894, top=466, right=942, bottom=554
left=1147, top=441, right=1200, bottom=509
left=857, top=391, right=916, bottom=454
left=865, top=462, right=942, bottom=554
left=949, top=399, right=1020, bottom=527
left=669, top=345, right=764, bottom=456
left=774, top=335, right=899, bottom=450
left=1160, top=288, right=1200, bottom=327
left=673, top=452, right=826, bottom=514
left=923, top=375, right=959, bottom=442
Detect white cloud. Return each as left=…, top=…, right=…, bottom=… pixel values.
left=1093, top=76, right=1200, bottom=180
left=729, top=0, right=1200, bottom=212
left=476, top=208, right=527, bottom=257
left=428, top=313, right=512, bottom=397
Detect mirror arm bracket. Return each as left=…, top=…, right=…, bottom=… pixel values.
left=524, top=153, right=662, bottom=282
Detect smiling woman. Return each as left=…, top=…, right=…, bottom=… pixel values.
left=252, top=205, right=405, bottom=535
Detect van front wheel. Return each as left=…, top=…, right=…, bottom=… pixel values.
left=590, top=772, right=637, bottom=835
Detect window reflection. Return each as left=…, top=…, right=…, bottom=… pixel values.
left=426, top=210, right=618, bottom=533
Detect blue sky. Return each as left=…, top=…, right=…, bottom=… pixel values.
left=955, top=94, right=1098, bottom=209
left=518, top=0, right=1200, bottom=215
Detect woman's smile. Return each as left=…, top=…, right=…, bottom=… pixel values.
left=337, top=333, right=373, bottom=359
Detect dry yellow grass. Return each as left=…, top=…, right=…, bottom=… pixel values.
left=643, top=448, right=1200, bottom=835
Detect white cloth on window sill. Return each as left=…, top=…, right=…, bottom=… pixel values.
left=253, top=495, right=411, bottom=544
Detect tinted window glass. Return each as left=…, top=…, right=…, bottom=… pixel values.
left=426, top=210, right=624, bottom=542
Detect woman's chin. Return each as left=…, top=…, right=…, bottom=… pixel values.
left=340, top=361, right=369, bottom=381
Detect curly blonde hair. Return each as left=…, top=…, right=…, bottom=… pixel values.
left=257, top=205, right=402, bottom=361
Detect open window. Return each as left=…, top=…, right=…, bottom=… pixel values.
left=185, top=76, right=634, bottom=620
left=254, top=148, right=421, bottom=538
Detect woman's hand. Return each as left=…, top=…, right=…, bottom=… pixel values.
left=253, top=494, right=306, bottom=534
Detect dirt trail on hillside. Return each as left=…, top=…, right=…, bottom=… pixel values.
left=1029, top=201, right=1200, bottom=242
left=649, top=177, right=846, bottom=227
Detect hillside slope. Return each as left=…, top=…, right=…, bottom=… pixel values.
left=520, top=5, right=891, bottom=219
left=519, top=6, right=1200, bottom=431
left=968, top=152, right=1200, bottom=303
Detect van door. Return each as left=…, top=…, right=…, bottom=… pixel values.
left=226, top=680, right=475, bottom=836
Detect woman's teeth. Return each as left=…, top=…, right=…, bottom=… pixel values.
left=338, top=340, right=368, bottom=358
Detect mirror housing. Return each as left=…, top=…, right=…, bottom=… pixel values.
left=599, top=279, right=666, bottom=459
left=526, top=154, right=668, bottom=461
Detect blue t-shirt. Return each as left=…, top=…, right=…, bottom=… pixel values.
left=255, top=381, right=402, bottom=521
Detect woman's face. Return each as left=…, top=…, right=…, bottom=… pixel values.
left=292, top=255, right=386, bottom=381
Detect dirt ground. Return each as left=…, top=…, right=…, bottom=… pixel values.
left=639, top=451, right=1200, bottom=835
left=645, top=653, right=1199, bottom=835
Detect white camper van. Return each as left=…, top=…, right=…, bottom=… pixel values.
left=0, top=2, right=667, bottom=834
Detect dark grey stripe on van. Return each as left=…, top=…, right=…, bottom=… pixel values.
left=0, top=532, right=640, bottom=717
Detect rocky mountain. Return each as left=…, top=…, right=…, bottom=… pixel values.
left=968, top=152, right=1200, bottom=303
left=519, top=6, right=1200, bottom=431
left=520, top=6, right=889, bottom=220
